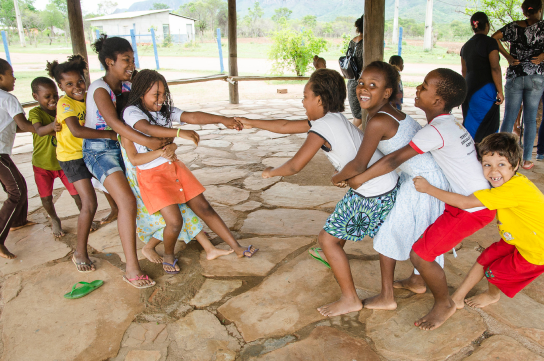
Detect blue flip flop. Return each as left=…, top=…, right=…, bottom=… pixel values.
left=163, top=259, right=180, bottom=274
left=242, top=245, right=259, bottom=258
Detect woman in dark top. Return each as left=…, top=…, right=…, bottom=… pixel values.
left=493, top=0, right=544, bottom=169
left=347, top=16, right=364, bottom=128
left=461, top=12, right=503, bottom=143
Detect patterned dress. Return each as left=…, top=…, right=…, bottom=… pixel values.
left=372, top=112, right=450, bottom=262
left=120, top=146, right=203, bottom=244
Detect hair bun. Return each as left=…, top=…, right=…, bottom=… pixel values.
left=91, top=34, right=108, bottom=54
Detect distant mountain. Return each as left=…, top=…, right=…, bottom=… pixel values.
left=116, top=0, right=469, bottom=23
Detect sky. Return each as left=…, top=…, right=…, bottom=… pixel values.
left=32, top=0, right=141, bottom=14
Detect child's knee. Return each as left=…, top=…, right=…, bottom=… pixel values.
left=318, top=229, right=338, bottom=248
left=410, top=249, right=422, bottom=266
left=81, top=199, right=98, bottom=214
left=167, top=216, right=184, bottom=233
left=40, top=196, right=53, bottom=205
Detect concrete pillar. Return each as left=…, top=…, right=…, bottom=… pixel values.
left=424, top=0, right=433, bottom=51
left=392, top=0, right=399, bottom=45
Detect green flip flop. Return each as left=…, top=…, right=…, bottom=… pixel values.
left=64, top=280, right=104, bottom=299
left=309, top=247, right=331, bottom=269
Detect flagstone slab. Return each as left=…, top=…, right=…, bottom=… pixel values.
left=464, top=335, right=544, bottom=361
left=124, top=350, right=162, bottom=361
left=243, top=172, right=282, bottom=190
left=249, top=326, right=380, bottom=361
left=350, top=259, right=415, bottom=293
left=54, top=190, right=110, bottom=218
left=87, top=221, right=146, bottom=262
left=193, top=147, right=235, bottom=159
left=218, top=252, right=340, bottom=342
left=168, top=310, right=240, bottom=361
left=192, top=166, right=250, bottom=185
left=231, top=142, right=252, bottom=151
left=482, top=292, right=544, bottom=347
left=262, top=157, right=290, bottom=168
left=201, top=157, right=254, bottom=166
left=261, top=183, right=346, bottom=208
left=344, top=237, right=378, bottom=257
left=1, top=258, right=144, bottom=361
left=242, top=209, right=330, bottom=236
left=0, top=224, right=70, bottom=276
left=200, top=139, right=232, bottom=148
left=202, top=206, right=238, bottom=232
left=204, top=185, right=250, bottom=206
left=200, top=236, right=313, bottom=277
left=254, top=130, right=290, bottom=139
left=233, top=201, right=262, bottom=212
left=189, top=279, right=243, bottom=307
left=366, top=293, right=486, bottom=360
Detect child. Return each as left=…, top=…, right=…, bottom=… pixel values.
left=121, top=69, right=257, bottom=274
left=342, top=68, right=495, bottom=330
left=47, top=55, right=118, bottom=273
left=29, top=77, right=83, bottom=238
left=236, top=68, right=401, bottom=317
left=389, top=55, right=404, bottom=110
left=0, top=58, right=37, bottom=259
left=331, top=62, right=449, bottom=312
left=413, top=133, right=544, bottom=317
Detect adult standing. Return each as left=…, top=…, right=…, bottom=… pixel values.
left=347, top=16, right=364, bottom=128
left=493, top=0, right=544, bottom=169
left=461, top=12, right=504, bottom=143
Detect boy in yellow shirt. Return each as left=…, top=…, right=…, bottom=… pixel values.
left=414, top=132, right=544, bottom=309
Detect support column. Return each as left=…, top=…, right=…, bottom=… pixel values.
left=392, top=0, right=399, bottom=45
left=67, top=0, right=91, bottom=85
left=424, top=0, right=433, bottom=51
left=13, top=0, right=26, bottom=47
left=228, top=0, right=239, bottom=104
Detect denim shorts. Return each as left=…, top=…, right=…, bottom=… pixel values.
left=82, top=139, right=126, bottom=184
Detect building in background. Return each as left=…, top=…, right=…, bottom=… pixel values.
left=86, top=9, right=196, bottom=44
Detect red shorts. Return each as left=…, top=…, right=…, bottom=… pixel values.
left=412, top=204, right=496, bottom=262
left=136, top=160, right=205, bottom=215
left=477, top=239, right=544, bottom=298
left=33, top=166, right=78, bottom=198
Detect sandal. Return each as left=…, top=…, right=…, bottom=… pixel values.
left=309, top=247, right=331, bottom=269
left=162, top=259, right=180, bottom=274
left=122, top=274, right=156, bottom=289
left=522, top=162, right=534, bottom=170
left=242, top=245, right=259, bottom=258
left=64, top=280, right=104, bottom=299
left=72, top=255, right=95, bottom=273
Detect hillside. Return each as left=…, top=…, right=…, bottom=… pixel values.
left=118, top=0, right=469, bottom=23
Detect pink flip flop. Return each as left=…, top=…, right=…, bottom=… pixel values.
left=122, top=274, right=156, bottom=289
left=522, top=162, right=534, bottom=170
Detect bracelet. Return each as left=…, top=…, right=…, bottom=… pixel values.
left=177, top=128, right=181, bottom=138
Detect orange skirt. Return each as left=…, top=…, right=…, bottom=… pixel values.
left=136, top=161, right=205, bottom=215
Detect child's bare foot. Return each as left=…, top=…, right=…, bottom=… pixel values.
left=10, top=221, right=37, bottom=231
left=90, top=221, right=100, bottom=232
left=465, top=291, right=500, bottom=308
left=123, top=271, right=156, bottom=288
left=142, top=244, right=163, bottom=263
left=414, top=299, right=456, bottom=330
left=51, top=217, right=65, bottom=238
left=72, top=254, right=95, bottom=272
left=100, top=210, right=118, bottom=225
left=206, top=248, right=234, bottom=260
left=235, top=245, right=258, bottom=258
left=317, top=295, right=362, bottom=317
left=393, top=274, right=426, bottom=294
left=0, top=244, right=16, bottom=259
left=363, top=293, right=397, bottom=310
left=162, top=254, right=180, bottom=273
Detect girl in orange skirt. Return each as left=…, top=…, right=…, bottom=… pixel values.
left=121, top=69, right=258, bottom=274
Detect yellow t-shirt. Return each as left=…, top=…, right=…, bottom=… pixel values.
left=56, top=95, right=86, bottom=162
left=474, top=173, right=544, bottom=265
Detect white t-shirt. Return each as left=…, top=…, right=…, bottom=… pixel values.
left=409, top=114, right=489, bottom=212
left=0, top=90, right=24, bottom=155
left=123, top=105, right=184, bottom=170
left=309, top=112, right=399, bottom=197
left=85, top=78, right=131, bottom=130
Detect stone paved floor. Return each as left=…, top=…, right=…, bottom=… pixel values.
left=1, top=98, right=544, bottom=361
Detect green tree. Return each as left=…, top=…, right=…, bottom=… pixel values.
left=40, top=2, right=64, bottom=38
left=465, top=0, right=523, bottom=31
left=302, top=15, right=317, bottom=29
left=97, top=0, right=119, bottom=15
left=244, top=1, right=264, bottom=37
left=271, top=7, right=292, bottom=23
left=152, top=2, right=169, bottom=10
left=269, top=28, right=328, bottom=76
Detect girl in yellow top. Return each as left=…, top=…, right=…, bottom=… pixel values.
left=47, top=55, right=117, bottom=273
left=413, top=133, right=544, bottom=311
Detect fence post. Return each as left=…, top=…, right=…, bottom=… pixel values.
left=398, top=27, right=403, bottom=56
left=130, top=28, right=140, bottom=69
left=95, top=29, right=104, bottom=70
left=150, top=27, right=159, bottom=70
left=1, top=31, right=10, bottom=66
left=216, top=28, right=224, bottom=73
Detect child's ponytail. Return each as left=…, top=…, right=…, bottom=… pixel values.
left=469, top=12, right=489, bottom=33
left=46, top=54, right=88, bottom=83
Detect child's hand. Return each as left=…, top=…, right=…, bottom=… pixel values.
left=107, top=130, right=118, bottom=141
left=262, top=167, right=274, bottom=178
left=222, top=117, right=243, bottom=131
left=333, top=180, right=348, bottom=188
left=413, top=176, right=430, bottom=193
left=53, top=120, right=62, bottom=132
left=178, top=129, right=200, bottom=146
left=162, top=143, right=178, bottom=160
left=235, top=117, right=253, bottom=129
